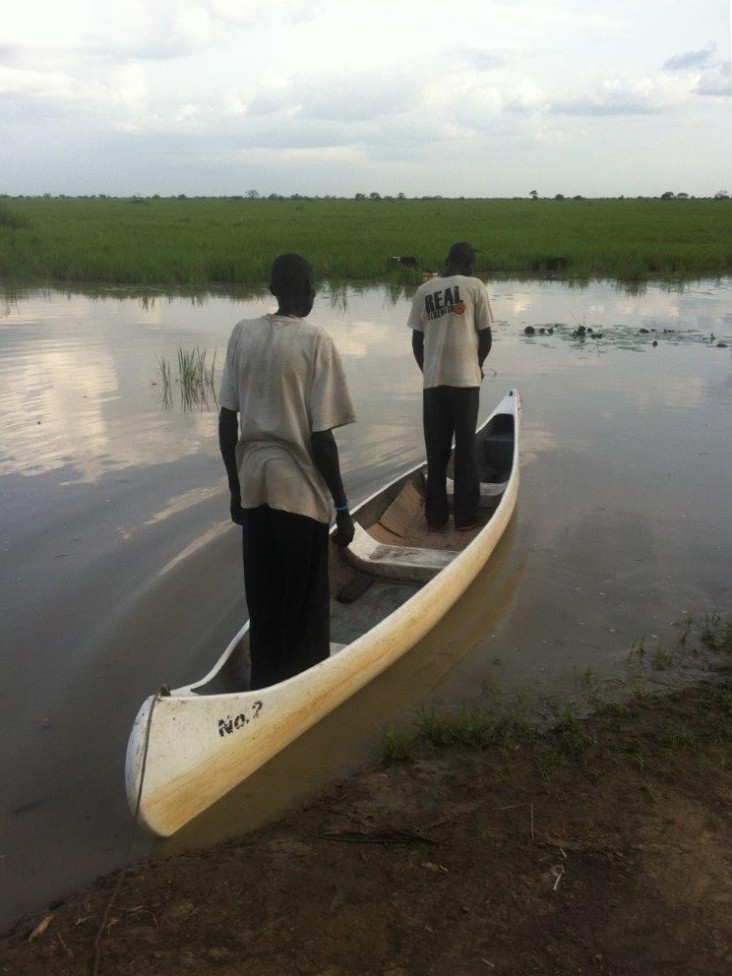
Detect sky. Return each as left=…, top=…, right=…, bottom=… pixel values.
left=1, top=0, right=730, bottom=199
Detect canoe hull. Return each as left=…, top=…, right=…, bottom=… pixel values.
left=126, top=389, right=521, bottom=836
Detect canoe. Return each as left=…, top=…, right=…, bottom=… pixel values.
left=125, top=388, right=521, bottom=836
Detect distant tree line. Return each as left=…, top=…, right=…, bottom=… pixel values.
left=2, top=190, right=730, bottom=202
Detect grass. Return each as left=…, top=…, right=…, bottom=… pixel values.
left=699, top=610, right=732, bottom=652
left=381, top=679, right=732, bottom=788
left=1, top=196, right=731, bottom=287
left=380, top=704, right=540, bottom=765
left=0, top=203, right=30, bottom=230
left=418, top=705, right=541, bottom=752
left=381, top=609, right=732, bottom=774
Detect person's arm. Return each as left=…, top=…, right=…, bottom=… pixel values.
left=478, top=327, right=492, bottom=370
left=310, top=429, right=354, bottom=547
left=218, top=407, right=243, bottom=526
left=475, top=281, right=493, bottom=376
left=411, top=330, right=424, bottom=371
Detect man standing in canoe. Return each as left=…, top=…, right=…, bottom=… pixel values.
left=407, top=241, right=493, bottom=531
left=218, top=253, right=356, bottom=689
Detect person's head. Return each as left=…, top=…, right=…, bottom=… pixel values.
left=445, top=241, right=476, bottom=276
left=270, top=253, right=316, bottom=317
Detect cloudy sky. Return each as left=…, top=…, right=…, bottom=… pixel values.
left=1, top=0, right=730, bottom=198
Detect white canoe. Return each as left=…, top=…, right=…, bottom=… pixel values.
left=125, top=388, right=521, bottom=836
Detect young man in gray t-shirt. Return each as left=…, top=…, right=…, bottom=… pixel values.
left=219, top=254, right=355, bottom=689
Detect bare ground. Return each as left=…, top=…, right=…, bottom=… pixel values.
left=3, top=677, right=732, bottom=976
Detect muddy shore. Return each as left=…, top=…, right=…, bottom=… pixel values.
left=3, top=673, right=731, bottom=976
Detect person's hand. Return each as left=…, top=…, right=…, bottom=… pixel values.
left=229, top=492, right=244, bottom=526
left=333, top=510, right=354, bottom=547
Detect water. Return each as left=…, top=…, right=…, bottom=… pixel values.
left=1, top=278, right=731, bottom=930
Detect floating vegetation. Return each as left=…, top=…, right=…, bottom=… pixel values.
left=158, top=347, right=217, bottom=411
left=520, top=320, right=730, bottom=353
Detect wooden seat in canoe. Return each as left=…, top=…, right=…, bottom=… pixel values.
left=342, top=479, right=480, bottom=583
left=345, top=523, right=456, bottom=583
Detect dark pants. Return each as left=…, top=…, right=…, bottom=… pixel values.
left=241, top=505, right=330, bottom=689
left=423, top=386, right=480, bottom=528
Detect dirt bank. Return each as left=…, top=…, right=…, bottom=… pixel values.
left=3, top=675, right=732, bottom=976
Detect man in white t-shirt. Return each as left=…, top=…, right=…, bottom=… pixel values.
left=407, top=242, right=493, bottom=531
left=218, top=254, right=356, bottom=689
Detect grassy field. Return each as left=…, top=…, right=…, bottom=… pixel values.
left=1, top=196, right=730, bottom=287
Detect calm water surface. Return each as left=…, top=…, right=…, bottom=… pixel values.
left=1, top=278, right=731, bottom=928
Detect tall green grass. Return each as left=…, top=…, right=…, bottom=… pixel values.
left=0, top=196, right=730, bottom=286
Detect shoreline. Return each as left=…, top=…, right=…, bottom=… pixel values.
left=2, top=667, right=731, bottom=975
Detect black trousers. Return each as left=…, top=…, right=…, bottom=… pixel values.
left=241, top=505, right=330, bottom=689
left=423, top=386, right=480, bottom=528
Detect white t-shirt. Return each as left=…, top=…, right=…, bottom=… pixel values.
left=219, top=313, right=356, bottom=524
left=407, top=274, right=493, bottom=388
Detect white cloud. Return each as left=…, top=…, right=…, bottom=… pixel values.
left=504, top=82, right=550, bottom=113
left=0, top=0, right=729, bottom=197
left=532, top=125, right=568, bottom=148
left=237, top=146, right=366, bottom=164
left=108, top=64, right=148, bottom=111
left=0, top=64, right=73, bottom=100
left=696, top=63, right=732, bottom=95
left=552, top=73, right=698, bottom=116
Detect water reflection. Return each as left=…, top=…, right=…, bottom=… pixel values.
left=0, top=280, right=271, bottom=309
left=3, top=273, right=730, bottom=315
left=1, top=279, right=730, bottom=486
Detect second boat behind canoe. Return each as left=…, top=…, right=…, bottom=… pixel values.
left=126, top=388, right=521, bottom=837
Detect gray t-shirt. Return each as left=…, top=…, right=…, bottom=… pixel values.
left=407, top=274, right=493, bottom=388
left=219, top=313, right=356, bottom=524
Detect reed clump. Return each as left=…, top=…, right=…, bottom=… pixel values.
left=158, top=347, right=217, bottom=410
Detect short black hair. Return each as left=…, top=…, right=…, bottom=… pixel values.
left=446, top=241, right=476, bottom=264
left=270, top=253, right=314, bottom=296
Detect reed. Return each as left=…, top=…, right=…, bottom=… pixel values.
left=157, top=355, right=173, bottom=410
left=1, top=196, right=730, bottom=286
left=158, top=347, right=217, bottom=410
